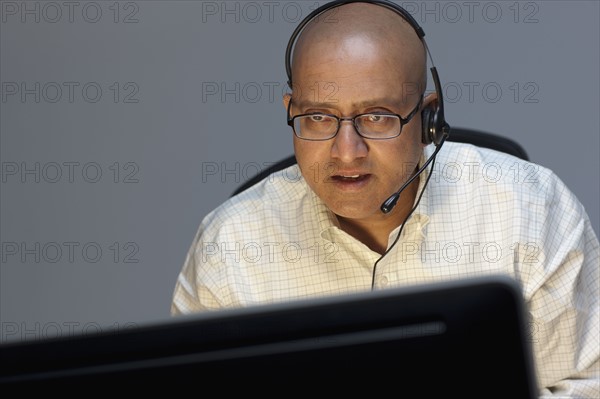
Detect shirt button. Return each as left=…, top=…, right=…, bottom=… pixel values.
left=380, top=276, right=389, bottom=287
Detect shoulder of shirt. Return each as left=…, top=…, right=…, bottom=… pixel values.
left=198, top=164, right=308, bottom=234
left=435, top=141, right=583, bottom=211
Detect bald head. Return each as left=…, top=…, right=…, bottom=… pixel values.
left=290, top=2, right=427, bottom=97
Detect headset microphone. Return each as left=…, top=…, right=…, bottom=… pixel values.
left=380, top=133, right=447, bottom=214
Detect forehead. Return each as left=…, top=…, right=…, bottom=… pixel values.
left=291, top=75, right=422, bottom=110
left=291, top=35, right=424, bottom=108
left=292, top=86, right=406, bottom=110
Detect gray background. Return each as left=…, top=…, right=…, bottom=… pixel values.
left=1, top=1, right=598, bottom=342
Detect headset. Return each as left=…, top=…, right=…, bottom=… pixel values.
left=285, top=0, right=451, bottom=215
left=285, top=0, right=451, bottom=148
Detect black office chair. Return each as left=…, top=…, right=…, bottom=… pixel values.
left=231, top=127, right=529, bottom=197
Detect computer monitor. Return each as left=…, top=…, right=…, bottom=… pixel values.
left=0, top=275, right=538, bottom=397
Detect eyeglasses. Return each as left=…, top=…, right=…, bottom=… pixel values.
left=287, top=96, right=423, bottom=141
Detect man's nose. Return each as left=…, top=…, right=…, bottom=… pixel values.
left=330, top=120, right=368, bottom=163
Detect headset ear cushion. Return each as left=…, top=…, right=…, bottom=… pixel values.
left=421, top=105, right=434, bottom=145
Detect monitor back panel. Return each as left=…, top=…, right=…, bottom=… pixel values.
left=0, top=276, right=538, bottom=397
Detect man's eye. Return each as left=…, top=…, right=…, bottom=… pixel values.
left=367, top=115, right=384, bottom=123
left=310, top=115, right=327, bottom=122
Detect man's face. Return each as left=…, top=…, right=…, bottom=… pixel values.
left=284, top=34, right=426, bottom=223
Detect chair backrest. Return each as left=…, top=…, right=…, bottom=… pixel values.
left=231, top=127, right=529, bottom=197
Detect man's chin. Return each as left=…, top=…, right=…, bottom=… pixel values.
left=328, top=203, right=381, bottom=221
left=313, top=189, right=385, bottom=220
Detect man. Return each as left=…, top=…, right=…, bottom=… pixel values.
left=172, top=2, right=599, bottom=397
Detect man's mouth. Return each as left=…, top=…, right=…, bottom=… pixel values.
left=329, top=173, right=372, bottom=190
left=332, top=174, right=370, bottom=182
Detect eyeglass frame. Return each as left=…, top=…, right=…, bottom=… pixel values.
left=286, top=95, right=424, bottom=141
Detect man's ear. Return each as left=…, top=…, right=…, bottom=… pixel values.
left=420, top=92, right=438, bottom=148
left=422, top=92, right=438, bottom=110
left=282, top=93, right=291, bottom=111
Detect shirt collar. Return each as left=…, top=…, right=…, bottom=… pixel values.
left=307, top=183, right=341, bottom=242
left=388, top=144, right=433, bottom=242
